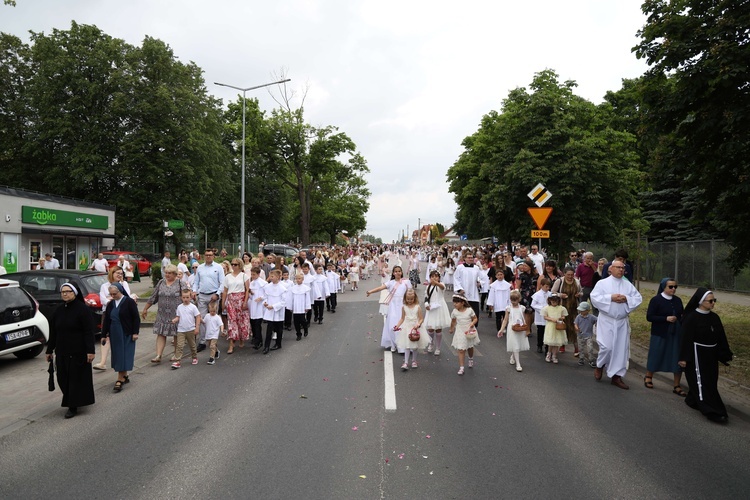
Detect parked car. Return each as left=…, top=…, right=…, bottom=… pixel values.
left=0, top=279, right=50, bottom=359
left=102, top=251, right=152, bottom=276
left=261, top=244, right=299, bottom=258
left=4, top=270, right=109, bottom=334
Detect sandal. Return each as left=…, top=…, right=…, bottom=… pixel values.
left=673, top=386, right=687, bottom=397
left=644, top=376, right=654, bottom=389
left=113, top=381, right=124, bottom=392
left=151, top=356, right=161, bottom=363
left=123, top=375, right=130, bottom=384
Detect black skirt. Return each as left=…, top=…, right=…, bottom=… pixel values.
left=56, top=353, right=95, bottom=408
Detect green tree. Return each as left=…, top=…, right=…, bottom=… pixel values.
left=634, top=0, right=750, bottom=270
left=448, top=70, right=643, bottom=255
left=25, top=22, right=130, bottom=198
left=117, top=35, right=231, bottom=245
left=310, top=151, right=370, bottom=245
left=260, top=93, right=370, bottom=245
left=0, top=23, right=231, bottom=249
left=224, top=97, right=291, bottom=243
left=0, top=33, right=33, bottom=186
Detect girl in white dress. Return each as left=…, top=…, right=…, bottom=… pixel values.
left=450, top=294, right=479, bottom=375
left=498, top=291, right=530, bottom=372
left=443, top=258, right=455, bottom=291
left=423, top=270, right=451, bottom=356
left=394, top=289, right=430, bottom=370
left=366, top=266, right=412, bottom=352
left=348, top=257, right=360, bottom=291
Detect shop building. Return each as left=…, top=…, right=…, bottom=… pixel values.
left=0, top=186, right=116, bottom=272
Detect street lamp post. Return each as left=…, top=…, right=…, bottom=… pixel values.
left=214, top=78, right=290, bottom=253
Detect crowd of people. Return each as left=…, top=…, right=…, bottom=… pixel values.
left=44, top=241, right=733, bottom=424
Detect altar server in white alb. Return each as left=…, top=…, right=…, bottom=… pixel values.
left=590, top=260, right=642, bottom=390
left=286, top=272, right=312, bottom=340
left=261, top=270, right=287, bottom=354
left=453, top=252, right=488, bottom=325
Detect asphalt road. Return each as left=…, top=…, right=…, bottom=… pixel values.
left=2, top=280, right=750, bottom=499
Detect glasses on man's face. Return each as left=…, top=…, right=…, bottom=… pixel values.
left=667, top=285, right=678, bottom=290
left=570, top=254, right=576, bottom=258
left=705, top=298, right=717, bottom=304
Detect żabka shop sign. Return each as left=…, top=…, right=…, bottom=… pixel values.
left=22, top=206, right=109, bottom=230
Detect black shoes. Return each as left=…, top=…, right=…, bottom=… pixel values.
left=296, top=334, right=302, bottom=341
left=270, top=344, right=281, bottom=351
left=64, top=407, right=77, bottom=419
left=196, top=343, right=206, bottom=353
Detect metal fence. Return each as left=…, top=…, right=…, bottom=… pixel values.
left=575, top=240, right=750, bottom=293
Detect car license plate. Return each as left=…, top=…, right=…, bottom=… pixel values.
left=5, top=329, right=31, bottom=342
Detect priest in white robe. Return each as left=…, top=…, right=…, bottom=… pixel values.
left=454, top=252, right=488, bottom=325
left=590, top=261, right=642, bottom=389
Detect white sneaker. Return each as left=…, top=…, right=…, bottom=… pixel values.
left=401, top=363, right=408, bottom=371
left=427, top=343, right=434, bottom=353
left=457, top=367, right=464, bottom=375
left=516, top=365, right=523, bottom=372
left=434, top=349, right=440, bottom=356
left=509, top=355, right=515, bottom=365
left=468, top=358, right=474, bottom=368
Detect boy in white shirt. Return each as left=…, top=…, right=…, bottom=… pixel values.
left=281, top=270, right=293, bottom=331
left=262, top=270, right=286, bottom=353
left=286, top=272, right=312, bottom=340
left=301, top=263, right=315, bottom=328
left=311, top=264, right=330, bottom=325
left=325, top=262, right=339, bottom=313
left=487, top=268, right=512, bottom=332
left=248, top=267, right=267, bottom=350
left=203, top=302, right=224, bottom=364
left=172, top=289, right=201, bottom=369
left=531, top=278, right=552, bottom=354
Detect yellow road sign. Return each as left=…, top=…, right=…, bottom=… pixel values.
left=531, top=230, right=550, bottom=238
left=527, top=207, right=553, bottom=230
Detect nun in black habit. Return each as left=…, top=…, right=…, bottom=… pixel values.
left=678, top=288, right=733, bottom=423
left=45, top=283, right=96, bottom=418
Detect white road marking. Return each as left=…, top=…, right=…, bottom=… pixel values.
left=383, top=350, right=397, bottom=412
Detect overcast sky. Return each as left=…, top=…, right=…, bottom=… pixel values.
left=1, top=0, right=650, bottom=243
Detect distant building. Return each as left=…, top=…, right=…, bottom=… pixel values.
left=441, top=226, right=460, bottom=241
left=0, top=185, right=116, bottom=272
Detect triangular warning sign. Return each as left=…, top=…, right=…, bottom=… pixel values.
left=527, top=207, right=553, bottom=230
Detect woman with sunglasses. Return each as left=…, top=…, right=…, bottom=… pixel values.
left=679, top=288, right=733, bottom=423
left=644, top=278, right=685, bottom=394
